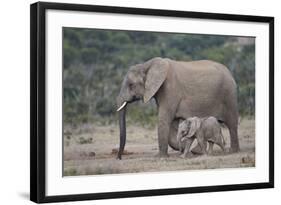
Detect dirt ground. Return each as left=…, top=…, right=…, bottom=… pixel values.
left=63, top=118, right=255, bottom=176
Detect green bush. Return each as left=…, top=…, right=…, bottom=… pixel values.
left=63, top=28, right=255, bottom=125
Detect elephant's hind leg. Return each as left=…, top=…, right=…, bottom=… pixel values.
left=225, top=113, right=240, bottom=153
left=224, top=89, right=240, bottom=152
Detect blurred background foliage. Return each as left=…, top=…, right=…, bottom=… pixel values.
left=63, top=28, right=255, bottom=126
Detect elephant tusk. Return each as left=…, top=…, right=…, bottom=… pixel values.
left=117, top=102, right=127, bottom=112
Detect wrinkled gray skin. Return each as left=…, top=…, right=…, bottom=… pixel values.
left=116, top=57, right=239, bottom=159
left=177, top=117, right=225, bottom=158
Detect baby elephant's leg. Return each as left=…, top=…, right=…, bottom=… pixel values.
left=181, top=138, right=194, bottom=158
left=179, top=141, right=185, bottom=153
left=197, top=137, right=208, bottom=155
left=214, top=137, right=225, bottom=153
left=217, top=141, right=225, bottom=153
left=208, top=141, right=214, bottom=155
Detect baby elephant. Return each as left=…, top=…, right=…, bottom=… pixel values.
left=177, top=116, right=225, bottom=158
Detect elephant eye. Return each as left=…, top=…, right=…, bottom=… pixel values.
left=129, top=83, right=135, bottom=90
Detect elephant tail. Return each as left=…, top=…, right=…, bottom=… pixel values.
left=236, top=85, right=243, bottom=125
left=237, top=84, right=240, bottom=113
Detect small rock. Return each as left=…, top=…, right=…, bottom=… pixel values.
left=241, top=155, right=253, bottom=164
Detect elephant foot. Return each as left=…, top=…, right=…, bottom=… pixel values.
left=191, top=144, right=203, bottom=155
left=229, top=146, right=240, bottom=153
left=220, top=148, right=226, bottom=154
left=155, top=152, right=169, bottom=158
left=180, top=153, right=193, bottom=158
left=180, top=154, right=186, bottom=158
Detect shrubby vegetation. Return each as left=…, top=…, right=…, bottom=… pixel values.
left=63, top=28, right=255, bottom=125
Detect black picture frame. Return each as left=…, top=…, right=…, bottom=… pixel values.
left=30, top=1, right=274, bottom=203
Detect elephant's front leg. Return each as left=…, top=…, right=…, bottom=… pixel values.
left=197, top=137, right=208, bottom=155
left=157, top=119, right=170, bottom=158
left=156, top=112, right=172, bottom=158
left=181, top=138, right=195, bottom=158
left=208, top=142, right=214, bottom=155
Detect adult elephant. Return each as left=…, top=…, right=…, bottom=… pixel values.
left=116, top=57, right=239, bottom=159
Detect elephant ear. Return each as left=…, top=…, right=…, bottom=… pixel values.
left=143, top=58, right=169, bottom=103
left=182, top=117, right=201, bottom=140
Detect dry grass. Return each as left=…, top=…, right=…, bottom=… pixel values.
left=63, top=118, right=255, bottom=176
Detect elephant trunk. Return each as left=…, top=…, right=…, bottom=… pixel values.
left=117, top=96, right=127, bottom=160
left=117, top=107, right=127, bottom=159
